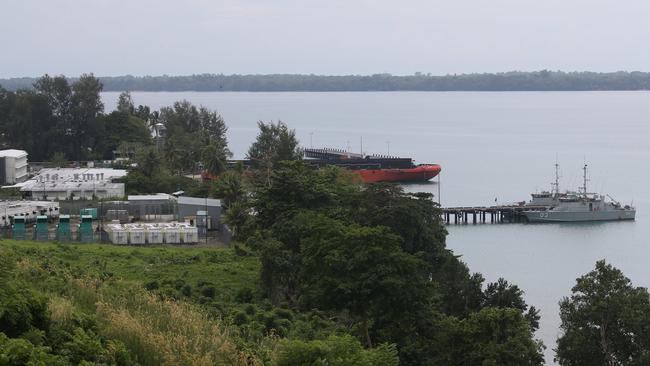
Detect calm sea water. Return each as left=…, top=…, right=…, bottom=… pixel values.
left=103, top=91, right=650, bottom=364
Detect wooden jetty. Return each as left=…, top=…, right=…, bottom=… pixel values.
left=441, top=205, right=548, bottom=224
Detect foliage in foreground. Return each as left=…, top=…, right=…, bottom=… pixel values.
left=0, top=244, right=264, bottom=365
left=237, top=161, right=544, bottom=365
left=274, top=335, right=399, bottom=366
left=556, top=260, right=650, bottom=366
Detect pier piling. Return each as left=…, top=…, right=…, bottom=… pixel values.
left=440, top=205, right=548, bottom=225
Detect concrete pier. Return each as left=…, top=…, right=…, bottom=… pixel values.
left=440, top=205, right=548, bottom=224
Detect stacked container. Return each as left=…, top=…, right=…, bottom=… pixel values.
left=106, top=224, right=128, bottom=245
left=179, top=223, right=199, bottom=244
left=162, top=224, right=181, bottom=244
left=144, top=224, right=163, bottom=244
left=126, top=224, right=146, bottom=245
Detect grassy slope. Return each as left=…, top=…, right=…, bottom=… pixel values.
left=2, top=240, right=266, bottom=365
left=6, top=241, right=259, bottom=298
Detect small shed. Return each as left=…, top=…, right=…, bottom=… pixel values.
left=177, top=196, right=222, bottom=230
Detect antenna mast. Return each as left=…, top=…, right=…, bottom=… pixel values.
left=551, top=161, right=560, bottom=196
left=582, top=163, right=589, bottom=196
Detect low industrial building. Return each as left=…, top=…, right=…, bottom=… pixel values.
left=0, top=149, right=28, bottom=185
left=17, top=168, right=127, bottom=200
left=177, top=196, right=222, bottom=229
left=127, top=193, right=176, bottom=220
left=0, top=200, right=60, bottom=227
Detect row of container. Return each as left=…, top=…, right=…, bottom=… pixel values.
left=104, top=222, right=199, bottom=245
left=12, top=214, right=94, bottom=242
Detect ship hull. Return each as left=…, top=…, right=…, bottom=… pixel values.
left=523, top=210, right=635, bottom=222
left=355, top=164, right=441, bottom=183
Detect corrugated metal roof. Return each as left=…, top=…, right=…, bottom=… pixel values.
left=128, top=193, right=172, bottom=201
left=20, top=168, right=127, bottom=192
left=177, top=196, right=221, bottom=207
left=20, top=181, right=124, bottom=191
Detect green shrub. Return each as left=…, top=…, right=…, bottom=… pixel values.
left=235, top=288, right=254, bottom=303
left=201, top=286, right=216, bottom=299
left=144, top=281, right=159, bottom=291
left=0, top=333, right=69, bottom=366
left=233, top=311, right=249, bottom=326
left=181, top=284, right=192, bottom=297
left=61, top=328, right=104, bottom=364
left=0, top=285, right=51, bottom=337
left=274, top=334, right=398, bottom=366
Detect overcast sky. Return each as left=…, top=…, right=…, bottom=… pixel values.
left=2, top=0, right=650, bottom=78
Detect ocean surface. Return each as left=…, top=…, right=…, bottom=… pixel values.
left=103, top=91, right=650, bottom=364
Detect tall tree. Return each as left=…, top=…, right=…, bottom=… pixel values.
left=247, top=121, right=301, bottom=186
left=33, top=74, right=72, bottom=119
left=159, top=100, right=230, bottom=175
left=68, top=74, right=104, bottom=160
left=99, top=111, right=152, bottom=159
left=556, top=260, right=650, bottom=366
left=116, top=91, right=135, bottom=114
left=213, top=171, right=246, bottom=208
left=483, top=278, right=541, bottom=331
left=201, top=142, right=228, bottom=176
left=461, top=308, right=545, bottom=365
left=299, top=213, right=431, bottom=349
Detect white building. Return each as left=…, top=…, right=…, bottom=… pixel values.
left=0, top=149, right=28, bottom=185
left=18, top=168, right=127, bottom=201
left=0, top=200, right=59, bottom=227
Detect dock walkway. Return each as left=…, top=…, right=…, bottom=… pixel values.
left=441, top=205, right=548, bottom=224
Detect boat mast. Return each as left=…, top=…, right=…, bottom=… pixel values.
left=551, top=161, right=560, bottom=197
left=582, top=163, right=589, bottom=196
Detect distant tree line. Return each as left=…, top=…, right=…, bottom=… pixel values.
left=6, top=71, right=650, bottom=92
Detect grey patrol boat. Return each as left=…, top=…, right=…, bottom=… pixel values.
left=523, top=164, right=635, bottom=223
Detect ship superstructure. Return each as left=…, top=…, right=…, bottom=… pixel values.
left=523, top=164, right=635, bottom=222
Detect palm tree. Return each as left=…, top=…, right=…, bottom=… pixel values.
left=214, top=171, right=245, bottom=208
left=201, top=143, right=227, bottom=177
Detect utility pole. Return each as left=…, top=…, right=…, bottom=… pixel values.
left=437, top=172, right=441, bottom=206
left=385, top=140, right=390, bottom=156
left=205, top=195, right=208, bottom=245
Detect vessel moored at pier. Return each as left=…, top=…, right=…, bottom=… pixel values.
left=522, top=164, right=635, bottom=222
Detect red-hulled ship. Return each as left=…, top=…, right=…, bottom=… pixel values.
left=202, top=148, right=441, bottom=183
left=303, top=148, right=441, bottom=183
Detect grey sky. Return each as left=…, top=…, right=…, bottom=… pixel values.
left=2, top=0, right=650, bottom=78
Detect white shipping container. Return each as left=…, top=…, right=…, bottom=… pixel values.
left=181, top=226, right=198, bottom=244
left=145, top=225, right=164, bottom=244
left=106, top=224, right=128, bottom=245
left=128, top=227, right=146, bottom=244
left=163, top=225, right=180, bottom=244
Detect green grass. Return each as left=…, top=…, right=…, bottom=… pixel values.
left=1, top=240, right=268, bottom=365
left=0, top=240, right=343, bottom=364
left=2, top=240, right=259, bottom=301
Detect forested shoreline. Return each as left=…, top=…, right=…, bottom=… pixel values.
left=4, top=71, right=650, bottom=92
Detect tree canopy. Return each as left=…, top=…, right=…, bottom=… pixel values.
left=241, top=161, right=544, bottom=365
left=556, top=260, right=650, bottom=366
